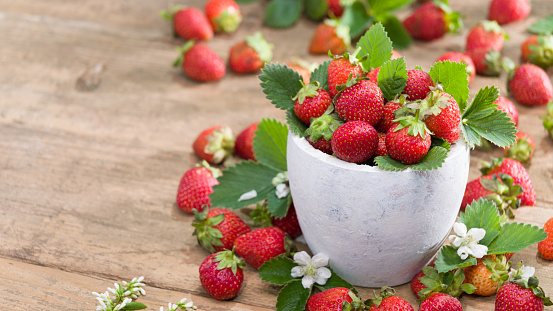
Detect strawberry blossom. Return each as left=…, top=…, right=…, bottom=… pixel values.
left=509, top=264, right=535, bottom=282
left=449, top=222, right=488, bottom=260
left=272, top=172, right=290, bottom=199
left=290, top=251, right=331, bottom=289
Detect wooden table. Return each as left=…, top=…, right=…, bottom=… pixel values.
left=1, top=0, right=552, bottom=310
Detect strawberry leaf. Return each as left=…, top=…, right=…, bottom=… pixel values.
left=375, top=13, right=412, bottom=49
left=276, top=280, right=311, bottom=311
left=260, top=63, right=304, bottom=111
left=286, top=109, right=308, bottom=138
left=264, top=0, right=302, bottom=28
left=374, top=146, right=448, bottom=171
left=340, top=2, right=374, bottom=38
left=357, top=22, right=393, bottom=71
left=309, top=60, right=331, bottom=92
left=316, top=267, right=358, bottom=295
left=267, top=191, right=292, bottom=218
left=486, top=222, right=547, bottom=255
left=377, top=57, right=408, bottom=100
left=528, top=15, right=553, bottom=35
left=254, top=118, right=289, bottom=171
left=457, top=198, right=501, bottom=246
left=429, top=61, right=470, bottom=111
left=368, top=0, right=415, bottom=13
left=259, top=256, right=298, bottom=285
left=434, top=245, right=478, bottom=273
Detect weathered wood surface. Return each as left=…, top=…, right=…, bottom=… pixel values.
left=0, top=0, right=552, bottom=310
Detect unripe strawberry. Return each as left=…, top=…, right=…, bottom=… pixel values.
left=334, top=79, right=384, bottom=125
left=463, top=256, right=500, bottom=296
left=508, top=64, right=553, bottom=106
left=331, top=121, right=379, bottom=164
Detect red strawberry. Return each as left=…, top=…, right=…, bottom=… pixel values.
left=192, top=125, right=235, bottom=165
left=465, top=21, right=507, bottom=52
left=176, top=161, right=221, bottom=214
left=481, top=157, right=536, bottom=206
left=421, top=89, right=461, bottom=143
left=538, top=217, right=553, bottom=260
left=327, top=54, right=364, bottom=98
left=233, top=227, right=288, bottom=269
left=403, top=69, right=434, bottom=101
left=293, top=82, right=333, bottom=125
left=161, top=6, right=213, bottom=41
left=521, top=35, right=553, bottom=69
left=235, top=122, right=258, bottom=161
left=375, top=133, right=387, bottom=157
left=402, top=2, right=461, bottom=41
left=331, top=121, right=379, bottom=164
left=287, top=59, right=318, bottom=83
left=385, top=122, right=431, bottom=165
left=309, top=19, right=350, bottom=55
left=495, top=281, right=550, bottom=311
left=305, top=113, right=344, bottom=155
left=174, top=42, right=226, bottom=82
left=367, top=287, right=414, bottom=311
left=229, top=32, right=273, bottom=74
left=435, top=52, right=476, bottom=83
left=410, top=267, right=429, bottom=299
left=375, top=99, right=403, bottom=133
left=494, top=96, right=519, bottom=126
left=334, top=79, right=384, bottom=125
left=308, top=135, right=333, bottom=154
left=460, top=174, right=523, bottom=216
left=271, top=203, right=302, bottom=239
left=466, top=48, right=503, bottom=76
left=192, top=208, right=251, bottom=253
left=488, top=0, right=530, bottom=25
left=306, top=287, right=354, bottom=311
left=365, top=67, right=380, bottom=84
left=199, top=249, right=245, bottom=301
left=419, top=292, right=462, bottom=311
left=204, top=0, right=242, bottom=33
left=503, top=131, right=535, bottom=163
left=325, top=0, right=344, bottom=17
left=508, top=63, right=553, bottom=106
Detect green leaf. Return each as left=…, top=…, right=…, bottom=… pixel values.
left=461, top=86, right=517, bottom=149
left=210, top=161, right=281, bottom=209
left=304, top=0, right=328, bottom=20
left=434, top=245, right=477, bottom=273
left=528, top=15, right=553, bottom=35
left=267, top=191, right=291, bottom=218
left=260, top=63, right=304, bottom=111
left=254, top=118, right=289, bottom=171
left=368, top=0, right=415, bottom=13
left=375, top=13, right=412, bottom=49
left=357, top=22, right=393, bottom=71
left=318, top=267, right=358, bottom=295
left=374, top=146, right=448, bottom=171
left=309, top=60, right=331, bottom=92
left=457, top=198, right=501, bottom=246
left=340, top=2, right=374, bottom=38
left=276, top=280, right=312, bottom=311
left=286, top=109, right=308, bottom=138
left=429, top=61, right=470, bottom=111
left=377, top=57, right=408, bottom=100
left=121, top=302, right=148, bottom=310
left=487, top=222, right=547, bottom=255
left=264, top=0, right=302, bottom=28
left=259, top=256, right=298, bottom=285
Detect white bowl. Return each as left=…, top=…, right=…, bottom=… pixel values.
left=287, top=132, right=470, bottom=287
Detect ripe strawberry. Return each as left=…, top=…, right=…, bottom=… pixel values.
left=461, top=174, right=523, bottom=218
left=402, top=2, right=461, bottom=41
left=462, top=176, right=495, bottom=211
left=192, top=125, right=235, bottom=165
left=309, top=19, right=350, bottom=55
left=465, top=21, right=507, bottom=52
left=331, top=121, right=379, bottom=164
left=435, top=52, right=476, bottom=83
left=367, top=287, right=414, bottom=311
left=375, top=133, right=387, bottom=157
left=365, top=67, right=380, bottom=84
left=508, top=64, right=553, bottom=106
left=421, top=90, right=461, bottom=143
left=466, top=48, right=503, bottom=76
left=463, top=256, right=505, bottom=296
left=327, top=54, right=364, bottom=98
left=494, top=96, right=519, bottom=126
left=192, top=208, right=251, bottom=253
left=325, top=0, right=344, bottom=17
left=308, top=135, right=333, bottom=155
left=488, top=0, right=530, bottom=25
left=287, top=59, right=318, bottom=83
left=386, top=122, right=432, bottom=165
left=160, top=6, right=213, bottom=41
left=306, top=287, right=354, bottom=311
left=481, top=157, right=536, bottom=206
left=229, top=32, right=273, bottom=74
left=235, top=122, right=258, bottom=161
left=521, top=35, right=553, bottom=70
left=495, top=281, right=549, bottom=311
left=293, top=82, right=332, bottom=125
left=176, top=161, right=221, bottom=214
left=375, top=99, right=403, bottom=133
left=233, top=226, right=288, bottom=269
left=419, top=292, right=462, bottom=311
left=174, top=42, right=226, bottom=82
left=334, top=79, right=384, bottom=125
left=271, top=203, right=302, bottom=239
left=199, top=249, right=245, bottom=301
left=503, top=131, right=535, bottom=163
left=403, top=69, right=434, bottom=101
left=204, top=0, right=242, bottom=33
left=305, top=113, right=344, bottom=155
left=538, top=217, right=553, bottom=260
left=410, top=268, right=429, bottom=299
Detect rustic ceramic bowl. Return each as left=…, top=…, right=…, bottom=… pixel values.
left=287, top=132, right=470, bottom=287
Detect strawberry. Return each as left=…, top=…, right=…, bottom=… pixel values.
left=305, top=113, right=344, bottom=155
left=229, top=32, right=273, bottom=74
left=306, top=287, right=354, bottom=311
left=271, top=203, right=302, bottom=239
left=327, top=54, right=364, bottom=98
left=287, top=59, right=318, bottom=83
left=334, top=79, right=384, bottom=125
left=463, top=255, right=509, bottom=296
left=233, top=226, right=288, bottom=269
left=160, top=6, right=213, bottom=41
left=495, top=264, right=552, bottom=311
left=174, top=41, right=226, bottom=82
left=235, top=122, right=258, bottom=161
left=309, top=19, right=350, bottom=55
left=366, top=287, right=414, bottom=311
left=385, top=121, right=431, bottom=165
left=331, top=121, right=379, bottom=164
left=538, top=217, right=553, bottom=260
left=375, top=98, right=403, bottom=133
left=293, top=82, right=333, bottom=125
left=461, top=174, right=523, bottom=217
left=488, top=0, right=530, bottom=25
left=199, top=249, right=245, bottom=301
left=403, top=69, right=434, bottom=101
left=521, top=35, right=553, bottom=70
left=481, top=157, right=536, bottom=206
left=204, top=0, right=242, bottom=33
left=494, top=96, right=519, bottom=126
left=419, top=292, right=462, bottom=311
left=365, top=67, right=380, bottom=84
left=465, top=21, right=507, bottom=52
left=503, top=131, right=535, bottom=163
left=402, top=2, right=461, bottom=41
left=410, top=268, right=428, bottom=299
left=508, top=63, right=553, bottom=106
left=421, top=89, right=461, bottom=143
left=435, top=52, right=476, bottom=83
left=176, top=161, right=221, bottom=214
left=375, top=133, right=387, bottom=157
left=192, top=125, right=235, bottom=165
left=192, top=208, right=251, bottom=253
left=466, top=48, right=503, bottom=76
left=325, top=0, right=344, bottom=17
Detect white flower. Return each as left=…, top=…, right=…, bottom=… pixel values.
left=275, top=183, right=290, bottom=199
left=290, top=251, right=332, bottom=289
left=509, top=264, right=535, bottom=282
left=449, top=222, right=488, bottom=260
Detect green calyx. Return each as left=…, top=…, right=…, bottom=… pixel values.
left=480, top=173, right=524, bottom=219
left=173, top=41, right=195, bottom=67
left=192, top=209, right=225, bottom=253
left=394, top=108, right=433, bottom=139
left=249, top=202, right=273, bottom=227
left=341, top=291, right=365, bottom=311
left=196, top=160, right=222, bottom=178
left=324, top=18, right=352, bottom=50
left=483, top=255, right=510, bottom=286
left=305, top=112, right=343, bottom=142
left=505, top=138, right=534, bottom=163
left=508, top=262, right=553, bottom=306
left=292, top=81, right=321, bottom=105
left=481, top=20, right=508, bottom=38
left=214, top=247, right=245, bottom=275
left=365, top=286, right=396, bottom=308
left=205, top=126, right=235, bottom=165
left=540, top=101, right=553, bottom=139
left=434, top=1, right=463, bottom=33
left=419, top=87, right=452, bottom=120
left=159, top=5, right=184, bottom=22
left=528, top=35, right=553, bottom=69
left=245, top=32, right=274, bottom=63
left=417, top=266, right=476, bottom=301
left=213, top=10, right=242, bottom=33
left=480, top=157, right=505, bottom=176
left=483, top=50, right=503, bottom=77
